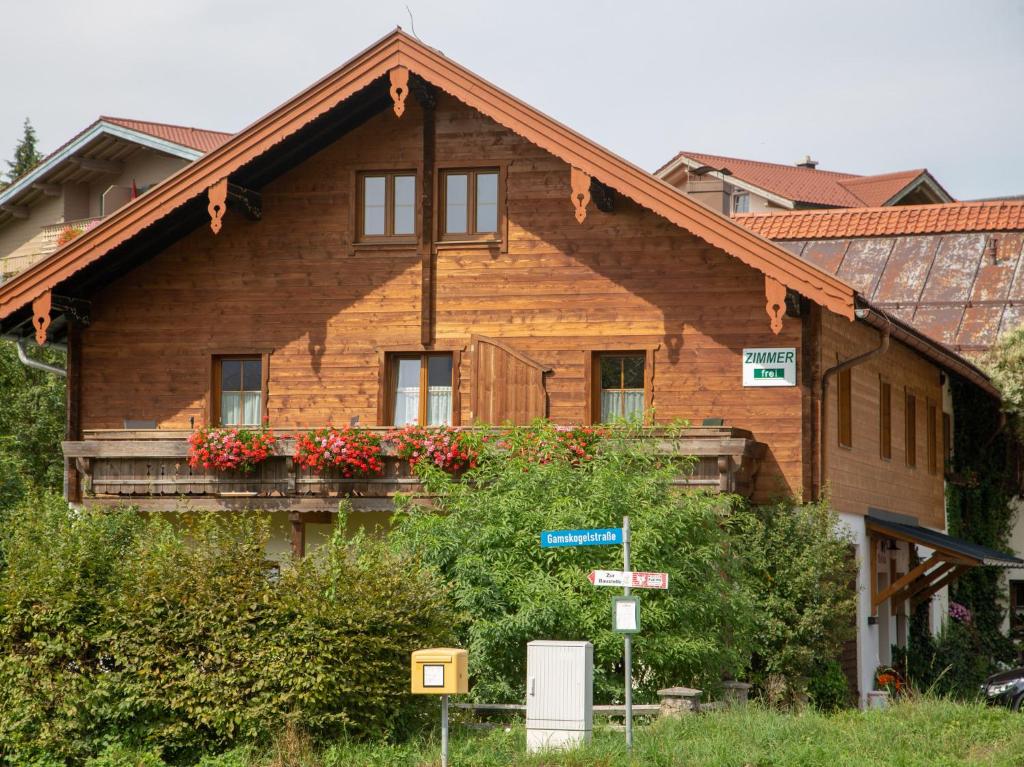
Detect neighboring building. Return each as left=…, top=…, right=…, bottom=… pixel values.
left=737, top=199, right=1024, bottom=649
left=0, top=30, right=1018, bottom=706
left=0, top=117, right=231, bottom=282
left=656, top=151, right=953, bottom=216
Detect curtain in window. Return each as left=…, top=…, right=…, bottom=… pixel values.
left=427, top=386, right=452, bottom=425
left=221, top=392, right=262, bottom=426
left=242, top=392, right=262, bottom=426
left=221, top=392, right=240, bottom=426
left=600, top=390, right=644, bottom=422
left=394, top=387, right=420, bottom=425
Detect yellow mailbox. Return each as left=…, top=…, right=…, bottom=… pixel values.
left=411, top=648, right=468, bottom=695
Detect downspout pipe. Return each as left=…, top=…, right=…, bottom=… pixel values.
left=817, top=308, right=891, bottom=499
left=12, top=335, right=67, bottom=377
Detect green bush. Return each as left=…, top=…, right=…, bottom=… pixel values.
left=807, top=659, right=850, bottom=711
left=390, top=422, right=756, bottom=704
left=728, top=499, right=857, bottom=706
left=0, top=496, right=457, bottom=765
left=899, top=612, right=992, bottom=699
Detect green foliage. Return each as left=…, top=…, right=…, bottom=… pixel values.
left=807, top=659, right=850, bottom=712
left=390, top=422, right=755, bottom=704
left=945, top=374, right=1019, bottom=667
left=0, top=496, right=456, bottom=765
left=5, top=117, right=44, bottom=185
left=0, top=339, right=66, bottom=508
left=84, top=743, right=165, bottom=767
left=899, top=609, right=992, bottom=699
left=985, top=326, right=1024, bottom=431
left=728, top=499, right=857, bottom=705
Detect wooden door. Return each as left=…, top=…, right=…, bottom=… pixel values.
left=470, top=336, right=550, bottom=425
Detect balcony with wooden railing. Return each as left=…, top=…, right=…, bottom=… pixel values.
left=63, top=426, right=767, bottom=513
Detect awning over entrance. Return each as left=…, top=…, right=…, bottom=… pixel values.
left=866, top=512, right=1024, bottom=614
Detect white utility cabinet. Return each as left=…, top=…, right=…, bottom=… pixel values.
left=525, top=640, right=593, bottom=752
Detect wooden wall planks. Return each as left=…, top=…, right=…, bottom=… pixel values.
left=81, top=94, right=821, bottom=503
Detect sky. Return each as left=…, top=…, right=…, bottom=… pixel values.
left=2, top=0, right=1023, bottom=200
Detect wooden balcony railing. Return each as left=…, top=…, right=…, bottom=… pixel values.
left=63, top=426, right=766, bottom=513
left=0, top=217, right=103, bottom=283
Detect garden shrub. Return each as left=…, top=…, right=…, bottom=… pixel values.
left=389, top=422, right=756, bottom=704
left=0, top=495, right=456, bottom=765
left=898, top=608, right=992, bottom=699
left=807, top=659, right=850, bottom=711
left=728, top=499, right=857, bottom=706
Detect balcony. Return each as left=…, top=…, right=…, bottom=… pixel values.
left=63, top=426, right=766, bottom=513
left=0, top=217, right=102, bottom=282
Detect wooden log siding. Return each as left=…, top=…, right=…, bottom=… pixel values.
left=470, top=335, right=551, bottom=424
left=78, top=94, right=805, bottom=502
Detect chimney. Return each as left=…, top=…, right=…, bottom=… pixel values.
left=796, top=155, right=818, bottom=169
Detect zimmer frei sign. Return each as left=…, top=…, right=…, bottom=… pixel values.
left=742, top=347, right=797, bottom=387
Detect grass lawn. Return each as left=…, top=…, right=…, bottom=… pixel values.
left=209, top=699, right=1024, bottom=767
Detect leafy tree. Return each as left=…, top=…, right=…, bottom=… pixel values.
left=390, top=423, right=756, bottom=704
left=728, top=499, right=858, bottom=706
left=0, top=340, right=65, bottom=508
left=4, top=117, right=44, bottom=186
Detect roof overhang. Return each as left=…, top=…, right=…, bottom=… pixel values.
left=867, top=510, right=1023, bottom=613
left=656, top=153, right=798, bottom=210
left=884, top=170, right=955, bottom=206
left=0, top=120, right=203, bottom=214
left=0, top=29, right=857, bottom=340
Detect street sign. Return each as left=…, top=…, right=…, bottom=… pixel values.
left=587, top=570, right=669, bottom=589
left=540, top=527, right=623, bottom=548
left=742, top=347, right=797, bottom=387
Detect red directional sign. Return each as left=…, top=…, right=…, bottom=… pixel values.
left=587, top=570, right=669, bottom=589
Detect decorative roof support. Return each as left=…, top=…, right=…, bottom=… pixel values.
left=32, top=290, right=52, bottom=345
left=765, top=276, right=786, bottom=335
left=570, top=166, right=591, bottom=223
left=207, top=178, right=228, bottom=234
left=389, top=66, right=410, bottom=117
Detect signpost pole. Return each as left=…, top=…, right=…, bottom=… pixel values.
left=622, top=515, right=632, bottom=752
left=441, top=694, right=449, bottom=767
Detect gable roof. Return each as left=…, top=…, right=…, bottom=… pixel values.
left=735, top=202, right=1024, bottom=356
left=0, top=29, right=856, bottom=326
left=656, top=151, right=952, bottom=209
left=99, top=117, right=232, bottom=153
left=0, top=117, right=232, bottom=226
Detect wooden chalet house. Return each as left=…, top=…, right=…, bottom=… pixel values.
left=0, top=30, right=1018, bottom=705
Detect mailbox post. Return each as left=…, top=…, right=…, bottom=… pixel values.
left=411, top=648, right=468, bottom=767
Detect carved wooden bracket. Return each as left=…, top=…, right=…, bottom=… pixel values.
left=32, top=290, right=52, bottom=346
left=765, top=276, right=787, bottom=335
left=389, top=66, right=410, bottom=117
left=207, top=178, right=228, bottom=234
left=570, top=167, right=591, bottom=223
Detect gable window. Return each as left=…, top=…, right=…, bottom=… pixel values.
left=927, top=399, right=938, bottom=474
left=389, top=353, right=454, bottom=426
left=732, top=191, right=750, bottom=214
left=838, top=368, right=852, bottom=448
left=440, top=168, right=499, bottom=239
left=358, top=171, right=416, bottom=240
left=213, top=355, right=267, bottom=427
left=597, top=353, right=645, bottom=422
left=879, top=378, right=892, bottom=460
left=905, top=390, right=917, bottom=468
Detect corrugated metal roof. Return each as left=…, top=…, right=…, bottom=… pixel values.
left=743, top=204, right=1024, bottom=356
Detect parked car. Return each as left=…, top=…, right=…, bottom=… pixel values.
left=981, top=668, right=1024, bottom=710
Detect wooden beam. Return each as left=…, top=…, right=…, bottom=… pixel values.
left=869, top=534, right=879, bottom=616
left=912, top=565, right=970, bottom=609
left=419, top=83, right=436, bottom=346
left=32, top=182, right=61, bottom=196
left=227, top=183, right=262, bottom=221
left=81, top=496, right=411, bottom=513
left=865, top=522, right=980, bottom=566
left=69, top=156, right=123, bottom=174
left=64, top=321, right=83, bottom=503
left=872, top=553, right=943, bottom=608
left=289, top=512, right=306, bottom=557
left=1, top=203, right=29, bottom=219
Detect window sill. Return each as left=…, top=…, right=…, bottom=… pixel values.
left=435, top=239, right=502, bottom=250
left=351, top=240, right=418, bottom=253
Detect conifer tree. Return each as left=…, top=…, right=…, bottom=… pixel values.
left=5, top=118, right=45, bottom=187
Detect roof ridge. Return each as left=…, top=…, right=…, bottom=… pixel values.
left=676, top=150, right=861, bottom=180
left=100, top=116, right=233, bottom=136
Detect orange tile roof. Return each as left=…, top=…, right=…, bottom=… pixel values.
left=660, top=151, right=935, bottom=208
left=101, top=117, right=233, bottom=153
left=735, top=200, right=1024, bottom=240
